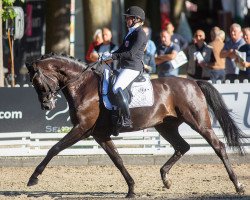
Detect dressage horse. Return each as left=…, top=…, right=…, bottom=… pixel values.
left=26, top=53, right=245, bottom=198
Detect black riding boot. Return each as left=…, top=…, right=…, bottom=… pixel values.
left=111, top=88, right=132, bottom=136
left=117, top=88, right=132, bottom=127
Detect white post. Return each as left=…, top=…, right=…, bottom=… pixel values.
left=70, top=0, right=75, bottom=56
left=0, top=0, right=4, bottom=87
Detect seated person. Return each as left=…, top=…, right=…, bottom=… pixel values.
left=90, top=28, right=118, bottom=61
left=85, top=29, right=103, bottom=63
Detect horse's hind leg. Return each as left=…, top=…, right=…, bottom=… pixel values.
left=27, top=125, right=90, bottom=186
left=155, top=119, right=190, bottom=189
left=197, top=128, right=245, bottom=194
left=94, top=136, right=135, bottom=198
left=183, top=109, right=245, bottom=194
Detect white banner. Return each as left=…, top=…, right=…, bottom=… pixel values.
left=213, top=82, right=250, bottom=129
left=180, top=82, right=250, bottom=133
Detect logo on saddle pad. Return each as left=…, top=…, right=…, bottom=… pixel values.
left=103, top=74, right=154, bottom=110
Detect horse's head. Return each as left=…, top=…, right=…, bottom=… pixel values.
left=26, top=59, right=59, bottom=110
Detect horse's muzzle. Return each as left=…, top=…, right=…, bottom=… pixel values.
left=41, top=98, right=56, bottom=110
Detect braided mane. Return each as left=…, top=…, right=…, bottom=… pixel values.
left=26, top=52, right=102, bottom=76
left=40, top=52, right=87, bottom=67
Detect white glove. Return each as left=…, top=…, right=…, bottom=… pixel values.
left=101, top=52, right=112, bottom=61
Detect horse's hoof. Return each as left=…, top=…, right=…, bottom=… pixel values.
left=27, top=177, right=38, bottom=186
left=163, top=179, right=172, bottom=189
left=125, top=192, right=135, bottom=198
left=236, top=183, right=245, bottom=194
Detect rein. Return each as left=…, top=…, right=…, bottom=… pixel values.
left=32, top=60, right=100, bottom=99
left=54, top=61, right=98, bottom=94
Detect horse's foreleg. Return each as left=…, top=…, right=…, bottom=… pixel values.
left=155, top=123, right=190, bottom=189
left=95, top=136, right=135, bottom=198
left=27, top=125, right=90, bottom=186
left=199, top=128, right=245, bottom=194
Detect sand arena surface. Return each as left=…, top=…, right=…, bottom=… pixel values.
left=0, top=163, right=249, bottom=200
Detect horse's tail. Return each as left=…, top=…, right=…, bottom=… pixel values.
left=196, top=80, right=245, bottom=155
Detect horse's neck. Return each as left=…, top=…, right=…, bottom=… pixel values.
left=57, top=64, right=83, bottom=83
left=52, top=58, right=97, bottom=105
left=60, top=68, right=95, bottom=99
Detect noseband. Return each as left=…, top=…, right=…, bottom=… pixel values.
left=32, top=69, right=59, bottom=103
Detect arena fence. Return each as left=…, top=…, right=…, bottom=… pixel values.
left=0, top=128, right=249, bottom=157
left=1, top=79, right=250, bottom=156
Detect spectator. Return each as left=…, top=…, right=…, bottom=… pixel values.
left=210, top=26, right=221, bottom=42
left=165, top=22, right=188, bottom=76
left=208, top=29, right=226, bottom=83
left=186, top=29, right=214, bottom=80
left=236, top=27, right=250, bottom=81
left=165, top=22, right=188, bottom=51
left=85, top=29, right=103, bottom=63
left=220, top=23, right=245, bottom=82
left=90, top=27, right=118, bottom=68
left=143, top=43, right=156, bottom=74
left=142, top=25, right=156, bottom=56
left=155, top=30, right=180, bottom=77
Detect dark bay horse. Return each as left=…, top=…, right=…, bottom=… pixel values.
left=26, top=53, right=245, bottom=198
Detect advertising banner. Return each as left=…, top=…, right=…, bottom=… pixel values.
left=0, top=87, right=71, bottom=133
left=0, top=82, right=250, bottom=133
left=212, top=82, right=250, bottom=129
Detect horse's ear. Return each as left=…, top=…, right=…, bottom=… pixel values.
left=25, top=62, right=33, bottom=72
left=25, top=61, right=39, bottom=74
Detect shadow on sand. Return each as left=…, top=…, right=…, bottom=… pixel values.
left=0, top=191, right=249, bottom=200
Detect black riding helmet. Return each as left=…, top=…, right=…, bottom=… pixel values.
left=123, top=6, right=145, bottom=21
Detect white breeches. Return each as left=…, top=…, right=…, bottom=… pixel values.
left=112, top=68, right=140, bottom=94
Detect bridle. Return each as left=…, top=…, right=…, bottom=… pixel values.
left=31, top=61, right=99, bottom=104
left=32, top=69, right=59, bottom=105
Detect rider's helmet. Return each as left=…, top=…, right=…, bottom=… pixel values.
left=123, top=6, right=145, bottom=22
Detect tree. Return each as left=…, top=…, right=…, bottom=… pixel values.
left=0, top=0, right=3, bottom=87
left=45, top=0, right=71, bottom=54
left=83, top=0, right=112, bottom=54
left=0, top=0, right=23, bottom=87
left=170, top=0, right=185, bottom=27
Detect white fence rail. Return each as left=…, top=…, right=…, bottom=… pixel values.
left=0, top=129, right=250, bottom=156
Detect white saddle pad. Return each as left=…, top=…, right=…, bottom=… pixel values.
left=103, top=74, right=154, bottom=110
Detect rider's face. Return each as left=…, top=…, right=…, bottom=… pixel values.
left=125, top=16, right=134, bottom=28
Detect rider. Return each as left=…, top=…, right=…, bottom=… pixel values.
left=102, top=6, right=147, bottom=134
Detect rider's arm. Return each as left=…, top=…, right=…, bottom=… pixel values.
left=112, top=30, right=147, bottom=60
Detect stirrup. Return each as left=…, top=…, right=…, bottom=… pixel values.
left=110, top=110, right=121, bottom=136
left=110, top=116, right=132, bottom=137
left=111, top=120, right=123, bottom=136
left=111, top=126, right=120, bottom=136
left=122, top=117, right=133, bottom=128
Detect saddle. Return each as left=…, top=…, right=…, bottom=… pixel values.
left=90, top=62, right=154, bottom=109
left=107, top=71, right=146, bottom=105
left=102, top=71, right=154, bottom=110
